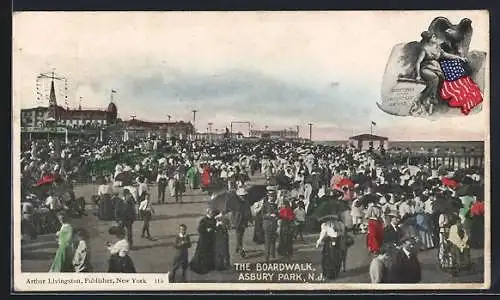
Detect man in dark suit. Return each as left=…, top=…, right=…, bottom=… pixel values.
left=262, top=186, right=279, bottom=262
left=169, top=224, right=192, bottom=282
left=383, top=214, right=402, bottom=246
left=387, top=237, right=422, bottom=283
left=233, top=188, right=251, bottom=258
left=115, top=189, right=137, bottom=247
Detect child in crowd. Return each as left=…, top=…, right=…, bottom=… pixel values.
left=168, top=224, right=192, bottom=283
left=73, top=228, right=93, bottom=272
left=294, top=201, right=306, bottom=241
left=138, top=193, right=155, bottom=240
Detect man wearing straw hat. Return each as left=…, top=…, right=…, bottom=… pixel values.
left=383, top=212, right=402, bottom=247
left=387, top=235, right=421, bottom=283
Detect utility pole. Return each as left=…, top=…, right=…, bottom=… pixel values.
left=192, top=109, right=197, bottom=133
left=308, top=123, right=313, bottom=141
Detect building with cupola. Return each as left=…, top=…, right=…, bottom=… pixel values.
left=21, top=77, right=118, bottom=129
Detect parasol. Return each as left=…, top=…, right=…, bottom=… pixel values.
left=388, top=184, right=405, bottom=195
left=441, top=177, right=459, bottom=189
left=317, top=214, right=342, bottom=223
left=424, top=177, right=441, bottom=189
left=470, top=201, right=484, bottom=216
left=245, top=185, right=268, bottom=205
left=374, top=183, right=389, bottom=195
left=34, top=174, right=56, bottom=187
left=455, top=184, right=481, bottom=197
left=432, top=198, right=463, bottom=214
left=210, top=191, right=247, bottom=213
left=350, top=173, right=370, bottom=186
left=310, top=197, right=350, bottom=220
left=356, top=193, right=383, bottom=208
left=115, top=172, right=134, bottom=185
left=334, top=178, right=354, bottom=190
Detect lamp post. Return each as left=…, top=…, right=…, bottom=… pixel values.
left=192, top=109, right=197, bottom=133
left=308, top=123, right=313, bottom=141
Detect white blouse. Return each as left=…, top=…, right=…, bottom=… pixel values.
left=108, top=239, right=130, bottom=257
left=316, top=221, right=345, bottom=247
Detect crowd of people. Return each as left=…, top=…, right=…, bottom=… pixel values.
left=20, top=134, right=485, bottom=283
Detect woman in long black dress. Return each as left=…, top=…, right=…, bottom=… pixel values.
left=189, top=209, right=217, bottom=274
left=315, top=218, right=344, bottom=280
left=252, top=202, right=265, bottom=245
left=214, top=213, right=231, bottom=270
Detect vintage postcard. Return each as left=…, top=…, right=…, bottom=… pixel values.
left=12, top=11, right=490, bottom=292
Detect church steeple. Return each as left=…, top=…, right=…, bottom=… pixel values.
left=49, top=78, right=57, bottom=107
left=47, top=73, right=58, bottom=120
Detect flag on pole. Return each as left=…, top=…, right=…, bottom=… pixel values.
left=371, top=121, right=377, bottom=126
left=439, top=59, right=483, bottom=115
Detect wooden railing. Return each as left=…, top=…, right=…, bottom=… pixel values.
left=388, top=152, right=485, bottom=169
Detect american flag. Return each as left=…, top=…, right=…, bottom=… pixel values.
left=439, top=59, right=483, bottom=115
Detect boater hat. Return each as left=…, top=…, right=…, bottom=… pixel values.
left=236, top=188, right=248, bottom=196
left=266, top=186, right=278, bottom=193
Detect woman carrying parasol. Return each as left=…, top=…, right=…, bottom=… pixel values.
left=315, top=214, right=348, bottom=280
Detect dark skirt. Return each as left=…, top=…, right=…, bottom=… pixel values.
left=189, top=235, right=215, bottom=274
left=253, top=215, right=265, bottom=245
left=108, top=254, right=137, bottom=273
left=278, top=221, right=294, bottom=257
left=322, top=237, right=342, bottom=280
left=99, top=195, right=114, bottom=221
left=214, top=230, right=231, bottom=270
left=470, top=216, right=484, bottom=248
left=175, top=180, right=186, bottom=194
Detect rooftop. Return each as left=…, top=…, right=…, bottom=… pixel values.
left=349, top=133, right=389, bottom=141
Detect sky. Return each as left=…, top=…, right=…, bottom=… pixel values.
left=12, top=11, right=489, bottom=141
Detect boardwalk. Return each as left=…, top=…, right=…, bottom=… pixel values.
left=21, top=175, right=484, bottom=284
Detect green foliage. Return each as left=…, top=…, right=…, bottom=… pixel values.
left=89, top=152, right=150, bottom=174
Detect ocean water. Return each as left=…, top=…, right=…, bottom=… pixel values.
left=317, top=140, right=485, bottom=153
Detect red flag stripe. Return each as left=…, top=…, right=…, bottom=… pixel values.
left=439, top=76, right=483, bottom=115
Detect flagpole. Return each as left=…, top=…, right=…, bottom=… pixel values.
left=370, top=123, right=373, bottom=135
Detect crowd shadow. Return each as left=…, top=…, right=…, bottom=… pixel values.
left=21, top=241, right=58, bottom=251
left=153, top=200, right=209, bottom=206
left=132, top=240, right=198, bottom=251
left=242, top=250, right=264, bottom=260
left=153, top=233, right=200, bottom=240
left=152, top=213, right=204, bottom=221
left=21, top=251, right=55, bottom=261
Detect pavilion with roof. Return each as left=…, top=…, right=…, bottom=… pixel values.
left=348, top=133, right=389, bottom=151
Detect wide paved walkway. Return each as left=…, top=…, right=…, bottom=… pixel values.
left=21, top=174, right=484, bottom=284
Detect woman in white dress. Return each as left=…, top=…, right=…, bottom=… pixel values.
left=315, top=217, right=347, bottom=280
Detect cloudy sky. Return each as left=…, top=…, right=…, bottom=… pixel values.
left=12, top=11, right=489, bottom=141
